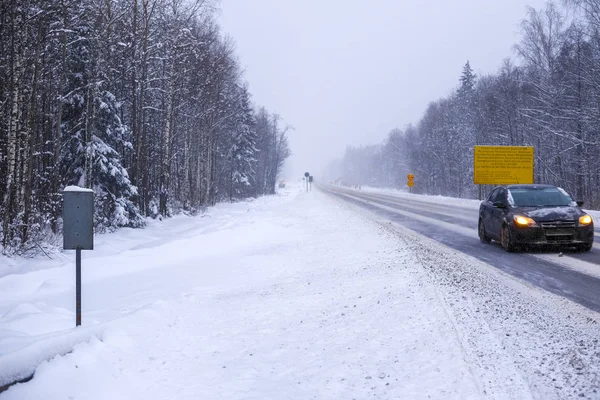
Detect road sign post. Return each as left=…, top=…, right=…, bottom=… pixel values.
left=407, top=173, right=415, bottom=193
left=76, top=248, right=81, bottom=326
left=63, top=186, right=94, bottom=327
left=304, top=172, right=310, bottom=192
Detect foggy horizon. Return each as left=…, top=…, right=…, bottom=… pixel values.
left=218, top=0, right=548, bottom=180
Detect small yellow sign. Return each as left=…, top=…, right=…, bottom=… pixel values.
left=473, top=146, right=534, bottom=185
left=407, top=180, right=414, bottom=187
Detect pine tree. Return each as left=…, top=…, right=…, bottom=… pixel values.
left=89, top=91, right=144, bottom=230
left=60, top=0, right=143, bottom=231
left=230, top=86, right=258, bottom=200
left=458, top=60, right=477, bottom=97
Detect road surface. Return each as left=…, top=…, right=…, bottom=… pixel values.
left=322, top=185, right=600, bottom=313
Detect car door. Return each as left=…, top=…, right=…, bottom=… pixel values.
left=480, top=188, right=500, bottom=238
left=489, top=188, right=508, bottom=238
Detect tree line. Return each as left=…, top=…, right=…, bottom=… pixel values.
left=327, top=1, right=600, bottom=208
left=0, top=0, right=290, bottom=252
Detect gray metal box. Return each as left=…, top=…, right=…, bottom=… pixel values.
left=63, top=188, right=94, bottom=250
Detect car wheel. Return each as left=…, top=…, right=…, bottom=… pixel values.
left=501, top=224, right=517, bottom=252
left=577, top=242, right=593, bottom=252
left=478, top=219, right=491, bottom=244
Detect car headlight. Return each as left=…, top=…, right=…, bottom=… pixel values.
left=579, top=215, right=593, bottom=226
left=513, top=215, right=537, bottom=227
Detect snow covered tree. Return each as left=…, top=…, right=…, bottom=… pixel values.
left=87, top=93, right=144, bottom=230
left=454, top=61, right=478, bottom=197
left=321, top=1, right=600, bottom=208
left=60, top=0, right=143, bottom=230
left=254, top=110, right=291, bottom=195
left=0, top=0, right=290, bottom=252
left=229, top=86, right=258, bottom=200
left=458, top=61, right=477, bottom=98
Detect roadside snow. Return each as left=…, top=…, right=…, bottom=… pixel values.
left=335, top=191, right=600, bottom=398
left=360, top=186, right=483, bottom=209
left=1, top=184, right=599, bottom=399
left=362, top=185, right=600, bottom=225
left=63, top=186, right=94, bottom=193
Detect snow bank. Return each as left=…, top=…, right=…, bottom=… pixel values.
left=0, top=324, right=104, bottom=388
left=63, top=186, right=93, bottom=193
left=0, top=187, right=300, bottom=392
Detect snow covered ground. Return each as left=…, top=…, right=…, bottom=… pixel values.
left=1, top=184, right=600, bottom=399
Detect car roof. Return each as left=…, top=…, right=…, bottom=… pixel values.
left=504, top=184, right=556, bottom=190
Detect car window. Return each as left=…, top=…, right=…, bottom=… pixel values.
left=496, top=189, right=506, bottom=204
left=488, top=188, right=501, bottom=203
left=508, top=187, right=574, bottom=207
left=488, top=188, right=505, bottom=204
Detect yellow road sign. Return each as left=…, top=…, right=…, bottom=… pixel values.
left=407, top=180, right=414, bottom=187
left=407, top=173, right=414, bottom=181
left=473, top=146, right=534, bottom=185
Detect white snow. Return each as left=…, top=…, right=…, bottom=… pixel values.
left=525, top=206, right=580, bottom=219
left=1, top=184, right=600, bottom=399
left=63, top=185, right=93, bottom=193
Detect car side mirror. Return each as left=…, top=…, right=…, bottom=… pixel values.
left=493, top=201, right=506, bottom=209
left=576, top=200, right=584, bottom=207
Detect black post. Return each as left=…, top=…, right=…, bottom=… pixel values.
left=76, top=248, right=81, bottom=326
left=304, top=172, right=310, bottom=192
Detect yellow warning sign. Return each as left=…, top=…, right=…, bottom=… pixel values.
left=473, top=146, right=534, bottom=185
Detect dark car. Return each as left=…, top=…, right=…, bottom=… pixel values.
left=478, top=184, right=594, bottom=252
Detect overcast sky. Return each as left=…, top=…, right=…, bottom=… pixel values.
left=217, top=0, right=548, bottom=179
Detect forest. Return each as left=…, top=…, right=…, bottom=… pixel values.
left=0, top=0, right=291, bottom=252
left=326, top=1, right=600, bottom=208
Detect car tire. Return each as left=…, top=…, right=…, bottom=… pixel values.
left=501, top=224, right=517, bottom=252
left=578, top=242, right=593, bottom=252
left=478, top=219, right=491, bottom=244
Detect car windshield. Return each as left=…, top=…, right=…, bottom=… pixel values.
left=508, top=187, right=574, bottom=207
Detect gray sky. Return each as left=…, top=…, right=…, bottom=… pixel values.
left=217, top=0, right=548, bottom=179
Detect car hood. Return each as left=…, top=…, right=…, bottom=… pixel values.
left=514, top=206, right=583, bottom=222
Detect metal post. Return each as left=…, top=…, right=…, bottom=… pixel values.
left=479, top=185, right=483, bottom=201
left=76, top=248, right=81, bottom=327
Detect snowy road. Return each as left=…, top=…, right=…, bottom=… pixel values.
left=322, top=185, right=600, bottom=313
left=2, top=186, right=600, bottom=399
